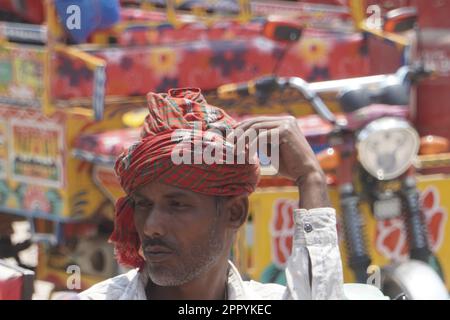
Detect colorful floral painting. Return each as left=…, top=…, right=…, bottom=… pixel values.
left=298, top=37, right=331, bottom=67
left=148, top=47, right=181, bottom=77
left=50, top=21, right=384, bottom=102
left=268, top=187, right=448, bottom=269
left=270, top=199, right=296, bottom=268
left=375, top=187, right=448, bottom=260
left=15, top=184, right=62, bottom=215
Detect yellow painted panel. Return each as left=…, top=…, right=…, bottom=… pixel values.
left=245, top=175, right=450, bottom=289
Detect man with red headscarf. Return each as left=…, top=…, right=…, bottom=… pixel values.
left=79, top=88, right=386, bottom=300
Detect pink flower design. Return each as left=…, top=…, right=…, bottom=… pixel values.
left=375, top=187, right=448, bottom=260
left=298, top=37, right=331, bottom=67
left=421, top=187, right=448, bottom=251
left=375, top=218, right=409, bottom=261
left=23, top=185, right=51, bottom=213
left=270, top=199, right=296, bottom=267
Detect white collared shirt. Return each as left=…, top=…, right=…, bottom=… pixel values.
left=78, top=208, right=388, bottom=300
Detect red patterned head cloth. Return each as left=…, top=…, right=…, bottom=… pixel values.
left=110, top=88, right=260, bottom=268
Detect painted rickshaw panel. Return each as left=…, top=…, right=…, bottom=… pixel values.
left=0, top=0, right=447, bottom=292
left=243, top=175, right=450, bottom=289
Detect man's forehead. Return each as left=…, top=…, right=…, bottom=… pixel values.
left=132, top=181, right=202, bottom=199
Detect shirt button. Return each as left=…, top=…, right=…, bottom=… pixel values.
left=304, top=223, right=313, bottom=233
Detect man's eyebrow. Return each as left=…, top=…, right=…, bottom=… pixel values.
left=164, top=192, right=192, bottom=199
left=130, top=192, right=149, bottom=200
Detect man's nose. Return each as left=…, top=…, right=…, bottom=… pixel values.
left=143, top=206, right=167, bottom=238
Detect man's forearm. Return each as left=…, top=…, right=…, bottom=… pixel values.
left=296, top=171, right=331, bottom=209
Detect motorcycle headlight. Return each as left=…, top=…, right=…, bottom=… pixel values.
left=357, top=117, right=419, bottom=180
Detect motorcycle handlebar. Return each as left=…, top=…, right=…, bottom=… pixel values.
left=396, top=64, right=435, bottom=86
left=287, top=77, right=339, bottom=125
left=217, top=75, right=280, bottom=100
left=216, top=64, right=432, bottom=128
left=217, top=75, right=341, bottom=126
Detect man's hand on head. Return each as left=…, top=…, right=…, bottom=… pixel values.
left=230, top=116, right=331, bottom=209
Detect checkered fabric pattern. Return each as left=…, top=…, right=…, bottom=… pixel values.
left=110, top=88, right=260, bottom=268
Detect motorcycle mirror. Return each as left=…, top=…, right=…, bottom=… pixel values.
left=383, top=7, right=417, bottom=33
left=379, top=83, right=409, bottom=106
left=338, top=87, right=372, bottom=113
left=263, top=19, right=303, bottom=43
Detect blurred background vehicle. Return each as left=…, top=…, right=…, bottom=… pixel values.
left=215, top=62, right=448, bottom=299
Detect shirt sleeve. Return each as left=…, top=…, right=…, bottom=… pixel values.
left=284, top=207, right=347, bottom=300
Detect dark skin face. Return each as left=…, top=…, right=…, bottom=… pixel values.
left=131, top=181, right=249, bottom=300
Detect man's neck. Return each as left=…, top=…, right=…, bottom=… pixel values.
left=145, top=259, right=229, bottom=300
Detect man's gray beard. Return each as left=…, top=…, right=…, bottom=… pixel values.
left=144, top=215, right=224, bottom=287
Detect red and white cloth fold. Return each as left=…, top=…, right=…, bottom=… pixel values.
left=110, top=88, right=260, bottom=268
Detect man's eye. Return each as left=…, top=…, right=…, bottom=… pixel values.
left=170, top=201, right=189, bottom=209
left=135, top=200, right=153, bottom=209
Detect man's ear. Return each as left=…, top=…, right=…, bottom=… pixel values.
left=224, top=195, right=249, bottom=229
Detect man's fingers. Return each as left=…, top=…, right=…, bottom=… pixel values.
left=227, top=119, right=278, bottom=147
left=234, top=116, right=295, bottom=133
left=247, top=128, right=279, bottom=161
left=234, top=121, right=282, bottom=153
left=227, top=116, right=297, bottom=145
left=234, top=126, right=281, bottom=165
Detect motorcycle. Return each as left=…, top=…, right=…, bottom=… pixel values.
left=216, top=65, right=449, bottom=299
